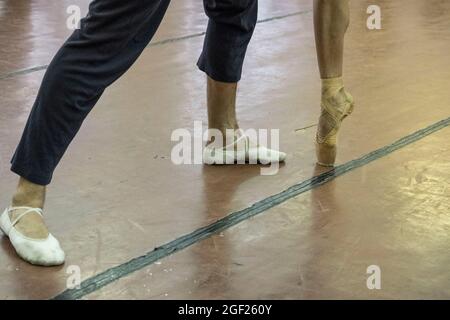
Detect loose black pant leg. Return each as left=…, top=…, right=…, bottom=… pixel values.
left=11, top=0, right=171, bottom=185
left=198, top=0, right=258, bottom=83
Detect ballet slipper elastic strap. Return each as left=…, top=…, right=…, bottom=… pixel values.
left=8, top=207, right=43, bottom=226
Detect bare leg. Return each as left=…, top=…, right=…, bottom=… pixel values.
left=314, top=0, right=349, bottom=79
left=206, top=76, right=240, bottom=144
left=313, top=0, right=354, bottom=166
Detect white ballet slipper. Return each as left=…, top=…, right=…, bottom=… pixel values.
left=0, top=207, right=65, bottom=266
left=203, top=133, right=286, bottom=165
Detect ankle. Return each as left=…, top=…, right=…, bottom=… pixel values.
left=321, top=76, right=344, bottom=98
left=209, top=123, right=240, bottom=135
left=12, top=192, right=45, bottom=209
left=12, top=178, right=46, bottom=209
left=207, top=124, right=241, bottom=146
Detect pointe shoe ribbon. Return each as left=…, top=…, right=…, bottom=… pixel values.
left=0, top=207, right=65, bottom=266
left=203, top=130, right=286, bottom=165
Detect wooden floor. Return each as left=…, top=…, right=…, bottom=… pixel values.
left=0, top=0, right=449, bottom=299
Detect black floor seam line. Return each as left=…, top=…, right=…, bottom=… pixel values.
left=52, top=116, right=450, bottom=300
left=0, top=9, right=312, bottom=81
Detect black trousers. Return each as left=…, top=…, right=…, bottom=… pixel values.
left=10, top=0, right=258, bottom=185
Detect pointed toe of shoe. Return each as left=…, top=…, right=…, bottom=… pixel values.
left=264, top=149, right=286, bottom=163
left=250, top=146, right=286, bottom=164
left=10, top=230, right=65, bottom=266
left=277, top=151, right=287, bottom=162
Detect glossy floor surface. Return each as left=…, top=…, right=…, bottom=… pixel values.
left=0, top=0, right=449, bottom=299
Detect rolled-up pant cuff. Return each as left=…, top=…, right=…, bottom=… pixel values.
left=197, top=60, right=241, bottom=83
left=10, top=163, right=52, bottom=186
